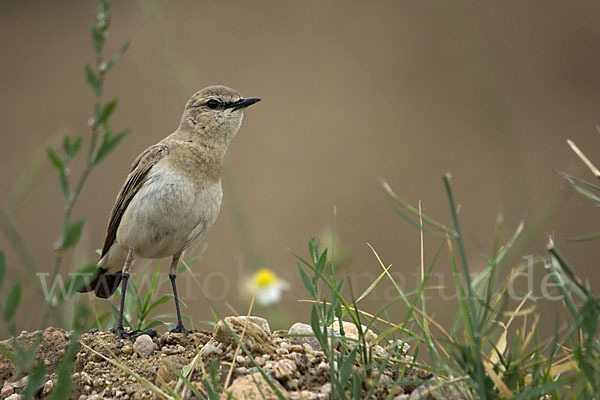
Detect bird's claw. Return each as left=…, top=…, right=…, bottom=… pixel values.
left=169, top=324, right=193, bottom=335
left=111, top=327, right=157, bottom=340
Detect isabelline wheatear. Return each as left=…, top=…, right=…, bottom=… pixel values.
left=79, top=85, right=260, bottom=338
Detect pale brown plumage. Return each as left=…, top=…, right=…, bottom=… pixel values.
left=79, top=85, right=260, bottom=337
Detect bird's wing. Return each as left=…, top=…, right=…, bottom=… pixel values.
left=101, top=143, right=170, bottom=257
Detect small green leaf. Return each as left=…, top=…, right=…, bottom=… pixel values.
left=71, top=136, right=83, bottom=157
left=310, top=306, right=323, bottom=345
left=573, top=184, right=600, bottom=203
left=63, top=135, right=72, bottom=156
left=351, top=371, right=361, bottom=399
left=567, top=231, right=600, bottom=242
left=340, top=347, right=357, bottom=388
left=309, top=235, right=319, bottom=264
left=146, top=294, right=173, bottom=315
left=90, top=26, right=105, bottom=54
left=4, top=283, right=22, bottom=321
left=94, top=99, right=117, bottom=126
left=46, top=146, right=65, bottom=173
left=316, top=249, right=328, bottom=274
left=94, top=128, right=131, bottom=164
left=23, top=364, right=46, bottom=400
left=298, top=263, right=315, bottom=298
left=105, top=40, right=131, bottom=72
left=85, top=64, right=100, bottom=94
left=0, top=251, right=5, bottom=289
left=144, top=320, right=168, bottom=330
left=61, top=219, right=85, bottom=250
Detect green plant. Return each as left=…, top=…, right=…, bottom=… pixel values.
left=0, top=0, right=130, bottom=397
left=289, top=167, right=600, bottom=399
left=44, top=0, right=131, bottom=323
left=381, top=173, right=598, bottom=398
left=556, top=138, right=600, bottom=242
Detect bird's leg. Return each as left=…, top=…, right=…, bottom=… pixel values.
left=169, top=252, right=192, bottom=334
left=112, top=249, right=137, bottom=340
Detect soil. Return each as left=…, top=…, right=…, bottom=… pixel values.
left=0, top=318, right=438, bottom=400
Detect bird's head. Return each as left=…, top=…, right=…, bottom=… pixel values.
left=180, top=85, right=260, bottom=144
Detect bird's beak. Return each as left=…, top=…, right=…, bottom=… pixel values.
left=230, top=97, right=261, bottom=111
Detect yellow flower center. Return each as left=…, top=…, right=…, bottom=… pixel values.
left=254, top=268, right=278, bottom=288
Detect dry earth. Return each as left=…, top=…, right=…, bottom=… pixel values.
left=0, top=317, right=444, bottom=400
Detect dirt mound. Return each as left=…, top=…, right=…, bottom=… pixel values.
left=0, top=318, right=435, bottom=399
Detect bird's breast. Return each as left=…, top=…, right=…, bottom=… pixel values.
left=116, top=162, right=222, bottom=259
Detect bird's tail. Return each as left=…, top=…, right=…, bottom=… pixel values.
left=77, top=269, right=123, bottom=298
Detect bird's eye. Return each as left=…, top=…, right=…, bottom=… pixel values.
left=206, top=99, right=221, bottom=109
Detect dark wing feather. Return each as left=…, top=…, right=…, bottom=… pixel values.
left=101, top=143, right=169, bottom=257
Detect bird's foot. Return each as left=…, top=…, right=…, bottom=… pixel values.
left=111, top=327, right=137, bottom=340
left=111, top=327, right=157, bottom=340
left=170, top=324, right=193, bottom=335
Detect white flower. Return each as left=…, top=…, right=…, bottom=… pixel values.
left=245, top=268, right=289, bottom=306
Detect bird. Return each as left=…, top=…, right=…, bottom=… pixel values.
left=78, top=85, right=260, bottom=339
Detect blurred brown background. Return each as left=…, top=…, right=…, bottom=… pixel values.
left=0, top=0, right=598, bottom=331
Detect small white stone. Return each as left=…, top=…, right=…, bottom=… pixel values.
left=202, top=342, right=222, bottom=357
left=133, top=334, right=155, bottom=357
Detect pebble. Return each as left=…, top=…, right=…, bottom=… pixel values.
left=320, top=382, right=331, bottom=394
left=133, top=334, right=155, bottom=357
left=288, top=323, right=321, bottom=350
left=121, top=345, right=133, bottom=355
left=12, top=375, right=28, bottom=389
left=317, top=361, right=330, bottom=374
left=213, top=316, right=275, bottom=354
left=162, top=344, right=185, bottom=355
left=276, top=347, right=289, bottom=356
left=236, top=355, right=246, bottom=365
left=331, top=321, right=378, bottom=344
left=373, top=344, right=389, bottom=358
left=289, top=390, right=317, bottom=400
left=255, top=356, right=266, bottom=366
left=289, top=344, right=304, bottom=353
left=226, top=372, right=288, bottom=399
left=285, top=378, right=299, bottom=391
left=1, top=381, right=15, bottom=397
left=273, top=359, right=297, bottom=381
left=202, top=342, right=222, bottom=357
left=291, top=352, right=310, bottom=371
left=236, top=316, right=271, bottom=335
